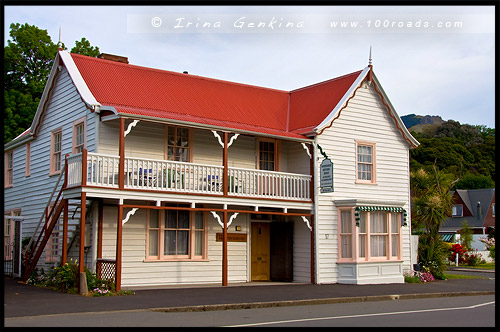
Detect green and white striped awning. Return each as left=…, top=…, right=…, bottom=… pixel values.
left=441, top=234, right=454, bottom=242
left=355, top=206, right=405, bottom=213
left=354, top=206, right=407, bottom=226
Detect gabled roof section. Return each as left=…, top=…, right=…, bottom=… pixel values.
left=288, top=70, right=363, bottom=134
left=441, top=188, right=495, bottom=230
left=70, top=53, right=300, bottom=139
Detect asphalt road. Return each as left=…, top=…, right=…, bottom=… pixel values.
left=4, top=295, right=495, bottom=327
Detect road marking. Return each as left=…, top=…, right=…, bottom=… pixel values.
left=224, top=301, right=496, bottom=327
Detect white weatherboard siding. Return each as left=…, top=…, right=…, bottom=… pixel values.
left=293, top=216, right=312, bottom=283
left=100, top=207, right=249, bottom=287
left=315, top=82, right=412, bottom=284
left=4, top=67, right=95, bottom=241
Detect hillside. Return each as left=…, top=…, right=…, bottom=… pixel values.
left=401, top=114, right=445, bottom=132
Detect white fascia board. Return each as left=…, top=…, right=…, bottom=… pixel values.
left=314, top=67, right=370, bottom=133
left=29, top=52, right=62, bottom=136
left=371, top=73, right=420, bottom=148
left=58, top=50, right=101, bottom=108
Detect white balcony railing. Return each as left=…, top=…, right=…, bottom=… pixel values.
left=66, top=152, right=311, bottom=201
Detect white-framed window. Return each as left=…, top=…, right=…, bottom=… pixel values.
left=73, top=118, right=86, bottom=154
left=146, top=204, right=206, bottom=261
left=4, top=209, right=21, bottom=260
left=451, top=204, right=463, bottom=217
left=338, top=208, right=402, bottom=262
left=492, top=203, right=495, bottom=217
left=5, top=150, right=13, bottom=187
left=166, top=126, right=191, bottom=162
left=356, top=141, right=376, bottom=183
left=50, top=128, right=62, bottom=174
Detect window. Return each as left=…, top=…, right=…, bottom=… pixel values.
left=339, top=208, right=402, bottom=262
left=146, top=205, right=206, bottom=261
left=451, top=204, right=463, bottom=217
left=492, top=203, right=495, bottom=217
left=5, top=150, right=13, bottom=187
left=25, top=142, right=30, bottom=177
left=73, top=119, right=85, bottom=154
left=166, top=126, right=190, bottom=162
left=258, top=138, right=277, bottom=171
left=340, top=210, right=353, bottom=259
left=50, top=129, right=62, bottom=174
left=4, top=209, right=21, bottom=261
left=356, top=141, right=376, bottom=183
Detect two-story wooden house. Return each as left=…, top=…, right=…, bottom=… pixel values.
left=4, top=50, right=419, bottom=290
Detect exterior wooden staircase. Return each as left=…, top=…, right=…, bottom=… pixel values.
left=21, top=168, right=90, bottom=281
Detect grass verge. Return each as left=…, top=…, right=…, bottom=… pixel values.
left=443, top=273, right=489, bottom=280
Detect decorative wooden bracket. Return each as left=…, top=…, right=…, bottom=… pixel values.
left=301, top=143, right=312, bottom=159
left=301, top=216, right=312, bottom=231
left=211, top=211, right=239, bottom=228
left=124, top=120, right=139, bottom=137
left=227, top=212, right=239, bottom=227
left=212, top=130, right=239, bottom=148
left=123, top=208, right=138, bottom=225
left=211, top=211, right=223, bottom=228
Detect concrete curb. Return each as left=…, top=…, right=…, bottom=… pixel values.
left=150, top=291, right=495, bottom=313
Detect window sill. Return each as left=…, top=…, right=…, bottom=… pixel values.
left=4, top=184, right=13, bottom=188
left=143, top=258, right=210, bottom=263
left=337, top=259, right=404, bottom=264
left=355, top=181, right=378, bottom=185
left=49, top=171, right=62, bottom=177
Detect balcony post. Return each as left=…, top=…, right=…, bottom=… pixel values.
left=78, top=192, right=86, bottom=293
left=119, top=118, right=125, bottom=189
left=81, top=149, right=87, bottom=186
left=97, top=199, right=103, bottom=259
left=222, top=210, right=228, bottom=286
left=115, top=203, right=123, bottom=291
left=61, top=199, right=68, bottom=265
left=223, top=132, right=228, bottom=196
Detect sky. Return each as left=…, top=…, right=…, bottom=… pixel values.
left=3, top=5, right=496, bottom=128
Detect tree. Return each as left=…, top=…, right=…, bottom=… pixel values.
left=459, top=220, right=473, bottom=251
left=4, top=23, right=100, bottom=143
left=411, top=165, right=460, bottom=278
left=71, top=38, right=100, bottom=57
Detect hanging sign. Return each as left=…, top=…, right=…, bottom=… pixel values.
left=320, top=158, right=334, bottom=193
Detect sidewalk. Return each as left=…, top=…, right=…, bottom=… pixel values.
left=4, top=274, right=495, bottom=318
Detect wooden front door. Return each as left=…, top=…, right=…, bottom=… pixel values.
left=251, top=222, right=270, bottom=281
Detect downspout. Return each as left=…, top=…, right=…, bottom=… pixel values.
left=313, top=135, right=320, bottom=284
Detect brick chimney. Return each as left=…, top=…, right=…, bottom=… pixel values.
left=97, top=53, right=129, bottom=64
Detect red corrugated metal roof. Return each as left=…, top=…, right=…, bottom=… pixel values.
left=71, top=53, right=363, bottom=139
left=289, top=71, right=362, bottom=134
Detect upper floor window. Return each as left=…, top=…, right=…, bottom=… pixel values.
left=166, top=126, right=190, bottom=162
left=73, top=118, right=85, bottom=154
left=356, top=141, right=376, bottom=183
left=5, top=150, right=13, bottom=187
left=451, top=204, right=463, bottom=217
left=258, top=138, right=277, bottom=171
left=50, top=129, right=62, bottom=174
left=146, top=205, right=206, bottom=261
left=492, top=203, right=495, bottom=217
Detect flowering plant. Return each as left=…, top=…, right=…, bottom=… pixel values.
left=449, top=243, right=467, bottom=264
left=419, top=272, right=435, bottom=283
left=92, top=288, right=112, bottom=297
left=479, top=237, right=495, bottom=250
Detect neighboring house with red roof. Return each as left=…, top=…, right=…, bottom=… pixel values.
left=4, top=50, right=419, bottom=289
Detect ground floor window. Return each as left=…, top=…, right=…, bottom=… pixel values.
left=339, top=207, right=402, bottom=262
left=147, top=204, right=206, bottom=261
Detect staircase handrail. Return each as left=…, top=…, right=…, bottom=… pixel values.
left=22, top=166, right=66, bottom=257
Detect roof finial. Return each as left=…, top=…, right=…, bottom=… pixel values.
left=58, top=26, right=63, bottom=50
left=368, top=46, right=372, bottom=66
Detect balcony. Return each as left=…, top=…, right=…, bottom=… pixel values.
left=66, top=152, right=312, bottom=201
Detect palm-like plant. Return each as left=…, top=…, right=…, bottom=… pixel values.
left=410, top=164, right=459, bottom=277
